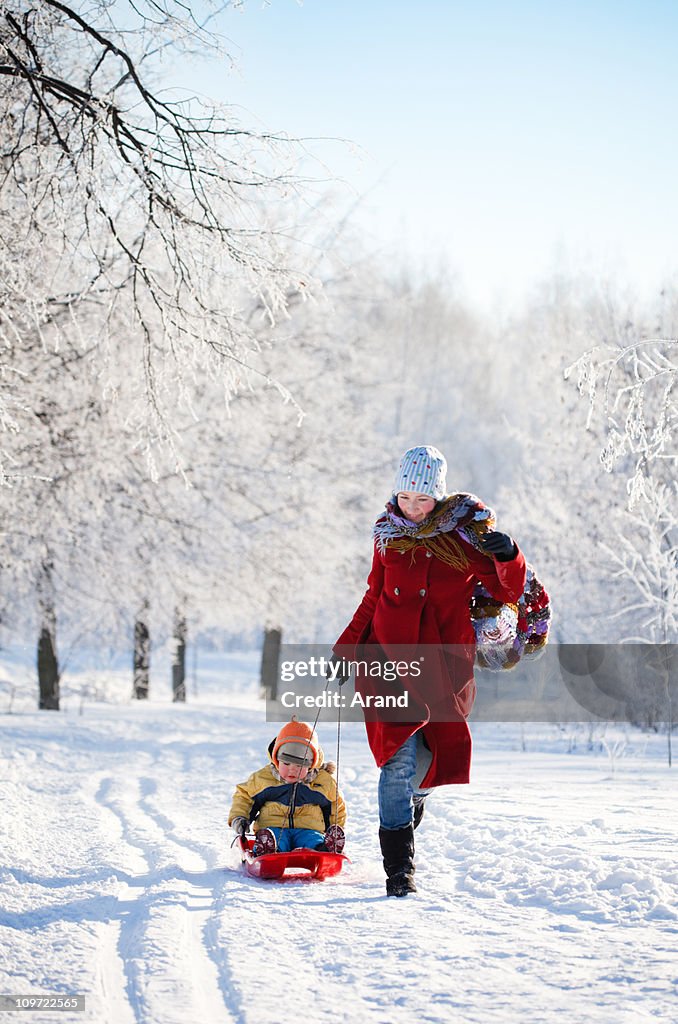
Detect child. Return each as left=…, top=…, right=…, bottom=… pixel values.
left=229, top=718, right=346, bottom=856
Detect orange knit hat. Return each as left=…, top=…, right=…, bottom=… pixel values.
left=271, top=717, right=321, bottom=770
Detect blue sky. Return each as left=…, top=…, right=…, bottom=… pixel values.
left=176, top=0, right=678, bottom=308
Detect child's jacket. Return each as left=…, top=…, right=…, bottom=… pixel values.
left=229, top=763, right=346, bottom=834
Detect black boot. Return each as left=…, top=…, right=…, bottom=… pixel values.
left=379, top=825, right=417, bottom=897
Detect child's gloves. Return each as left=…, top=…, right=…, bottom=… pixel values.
left=231, top=817, right=248, bottom=836
left=479, top=531, right=517, bottom=562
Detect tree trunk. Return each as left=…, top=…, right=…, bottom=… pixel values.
left=37, top=563, right=59, bottom=710
left=665, top=644, right=674, bottom=769
left=133, top=602, right=150, bottom=700
left=172, top=610, right=187, bottom=703
left=260, top=627, right=282, bottom=700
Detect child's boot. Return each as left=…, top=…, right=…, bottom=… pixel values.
left=323, top=824, right=345, bottom=854
left=252, top=828, right=277, bottom=857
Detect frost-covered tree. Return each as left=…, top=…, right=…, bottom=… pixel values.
left=0, top=0, right=329, bottom=705
left=1, top=227, right=449, bottom=703
left=0, top=0, right=313, bottom=465
left=566, top=332, right=677, bottom=643
left=565, top=330, right=677, bottom=759
left=230, top=255, right=492, bottom=644
left=490, top=276, right=646, bottom=644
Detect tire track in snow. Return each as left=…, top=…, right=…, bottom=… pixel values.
left=138, top=776, right=218, bottom=869
left=207, top=862, right=384, bottom=1024
left=95, top=776, right=155, bottom=873
left=94, top=773, right=234, bottom=1024
left=94, top=774, right=158, bottom=1024
left=136, top=775, right=243, bottom=1022
left=94, top=919, right=137, bottom=1024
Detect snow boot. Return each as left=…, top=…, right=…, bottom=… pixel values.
left=252, top=828, right=277, bottom=857
left=379, top=824, right=417, bottom=897
left=413, top=795, right=427, bottom=830
left=386, top=871, right=418, bottom=898
left=321, top=824, right=345, bottom=854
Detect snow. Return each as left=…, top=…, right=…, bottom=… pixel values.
left=1, top=654, right=677, bottom=1024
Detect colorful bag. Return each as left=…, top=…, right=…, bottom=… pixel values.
left=470, top=566, right=551, bottom=671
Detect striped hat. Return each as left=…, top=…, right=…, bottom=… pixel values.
left=394, top=445, right=447, bottom=500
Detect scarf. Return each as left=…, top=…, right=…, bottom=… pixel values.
left=373, top=492, right=496, bottom=569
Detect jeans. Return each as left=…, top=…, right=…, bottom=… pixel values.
left=378, top=732, right=432, bottom=830
left=267, top=827, right=325, bottom=851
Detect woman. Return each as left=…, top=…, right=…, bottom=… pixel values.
left=333, top=445, right=526, bottom=897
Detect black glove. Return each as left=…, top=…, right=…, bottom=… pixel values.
left=480, top=531, right=517, bottom=562
left=231, top=816, right=248, bottom=836
left=327, top=653, right=352, bottom=686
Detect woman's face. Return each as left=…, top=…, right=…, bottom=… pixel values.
left=397, top=491, right=436, bottom=523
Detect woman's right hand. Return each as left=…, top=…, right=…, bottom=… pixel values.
left=327, top=653, right=352, bottom=685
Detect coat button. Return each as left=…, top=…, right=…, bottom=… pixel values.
left=394, top=587, right=400, bottom=596
left=426, top=550, right=432, bottom=557
left=419, top=588, right=426, bottom=597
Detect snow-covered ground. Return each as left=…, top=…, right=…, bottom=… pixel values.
left=1, top=653, right=676, bottom=1024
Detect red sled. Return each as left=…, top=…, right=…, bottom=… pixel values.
left=239, top=836, right=349, bottom=881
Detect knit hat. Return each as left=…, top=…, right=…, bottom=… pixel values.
left=394, top=445, right=447, bottom=500
left=271, top=718, right=321, bottom=770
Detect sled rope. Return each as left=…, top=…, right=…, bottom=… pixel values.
left=297, top=676, right=343, bottom=834
left=334, top=692, right=342, bottom=829
left=283, top=687, right=325, bottom=831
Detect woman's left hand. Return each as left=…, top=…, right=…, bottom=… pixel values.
left=479, top=531, right=517, bottom=561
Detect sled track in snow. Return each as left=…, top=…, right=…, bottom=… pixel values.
left=92, top=769, right=237, bottom=1024
left=3, top=702, right=678, bottom=1024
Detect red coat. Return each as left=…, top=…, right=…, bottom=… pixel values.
left=335, top=532, right=526, bottom=787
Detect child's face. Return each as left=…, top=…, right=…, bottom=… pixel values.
left=397, top=491, right=436, bottom=523
left=277, top=759, right=311, bottom=782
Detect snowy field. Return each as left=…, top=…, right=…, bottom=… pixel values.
left=1, top=652, right=677, bottom=1024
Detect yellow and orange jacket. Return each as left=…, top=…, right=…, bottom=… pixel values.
left=229, top=753, right=346, bottom=834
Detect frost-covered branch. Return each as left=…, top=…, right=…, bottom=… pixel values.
left=0, top=0, right=315, bottom=458
left=564, top=339, right=677, bottom=508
